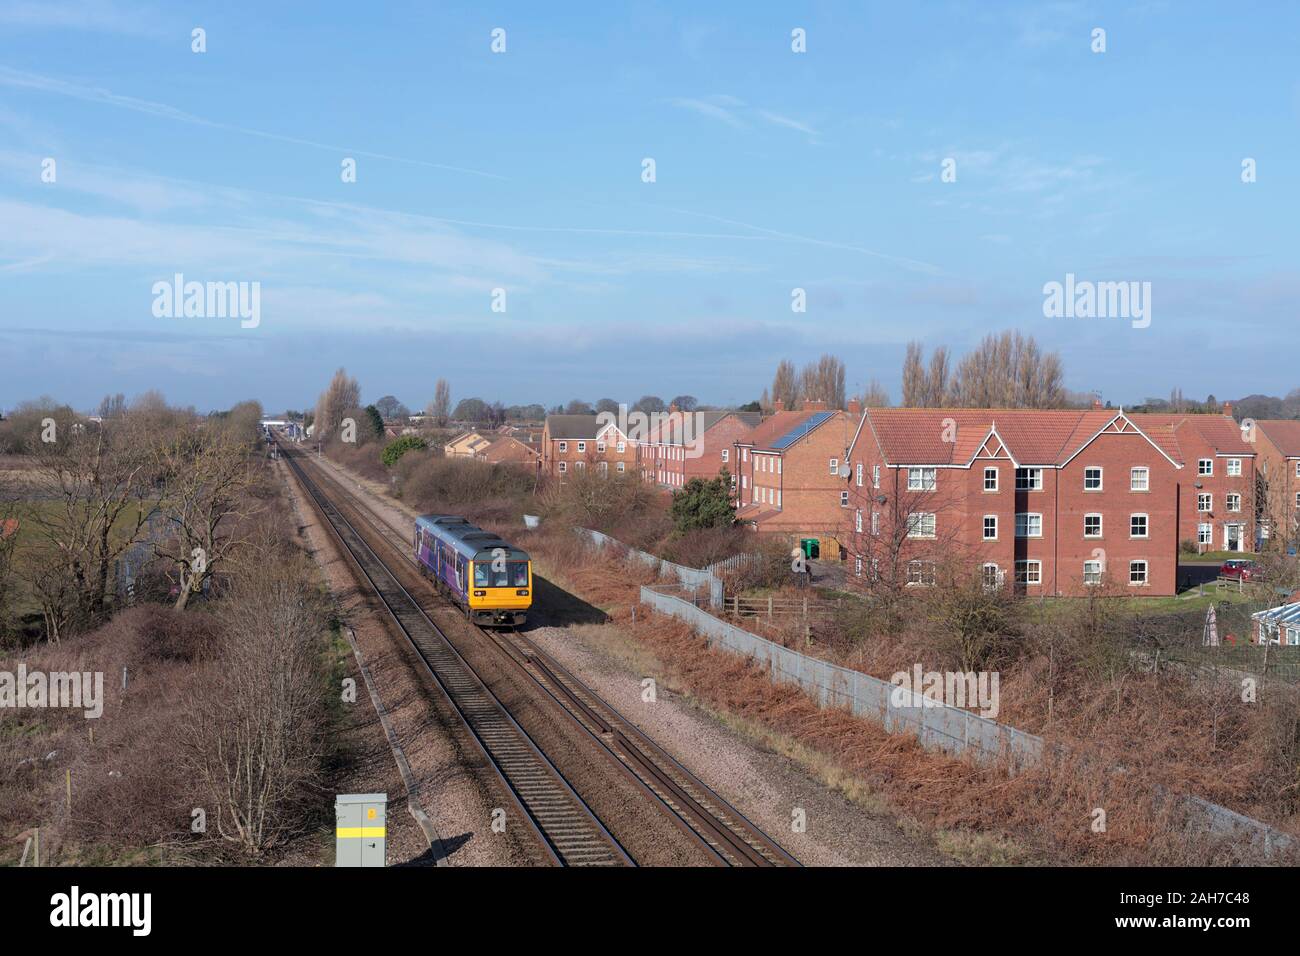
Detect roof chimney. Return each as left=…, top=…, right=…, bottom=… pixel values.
left=847, top=398, right=862, bottom=416
left=668, top=402, right=678, bottom=414
left=804, top=399, right=828, bottom=412
left=1091, top=397, right=1103, bottom=410
left=773, top=399, right=784, bottom=412
left=1222, top=400, right=1233, bottom=417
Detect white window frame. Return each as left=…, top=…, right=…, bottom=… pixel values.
left=1198, top=458, right=1212, bottom=476
left=981, top=563, right=1001, bottom=591
left=721, top=448, right=729, bottom=462
left=1198, top=522, right=1212, bottom=544
left=856, top=462, right=863, bottom=487
left=558, top=461, right=567, bottom=474
left=596, top=441, right=606, bottom=454
left=1083, top=466, right=1103, bottom=491
left=840, top=491, right=849, bottom=507
left=1227, top=458, right=1242, bottom=477
left=983, top=515, right=998, bottom=540
left=558, top=441, right=568, bottom=453
left=577, top=441, right=586, bottom=453
left=906, top=512, right=937, bottom=539
left=1130, top=467, right=1149, bottom=492
left=829, top=458, right=840, bottom=476
left=907, top=560, right=936, bottom=586
left=616, top=461, right=625, bottom=473
left=1129, top=560, right=1148, bottom=586
left=1015, top=512, right=1043, bottom=538
left=907, top=467, right=937, bottom=491
left=871, top=512, right=880, bottom=536
left=1226, top=493, right=1241, bottom=512
left=1198, top=493, right=1212, bottom=512
left=872, top=464, right=880, bottom=489
left=1015, top=467, right=1043, bottom=491
left=1130, top=513, right=1148, bottom=539
left=855, top=509, right=863, bottom=533
left=1084, top=513, right=1102, bottom=538
left=616, top=441, right=625, bottom=453
left=1083, top=560, right=1103, bottom=586
left=1014, top=560, right=1042, bottom=585
left=983, top=467, right=998, bottom=492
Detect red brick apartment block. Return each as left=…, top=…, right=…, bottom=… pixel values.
left=1251, top=419, right=1300, bottom=544
left=733, top=401, right=863, bottom=557
left=843, top=404, right=1255, bottom=597
left=637, top=410, right=760, bottom=488
left=541, top=414, right=635, bottom=479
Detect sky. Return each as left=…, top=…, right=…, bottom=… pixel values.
left=1, top=0, right=1298, bottom=416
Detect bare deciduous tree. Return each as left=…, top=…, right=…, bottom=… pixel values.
left=771, top=360, right=799, bottom=410
left=799, top=354, right=847, bottom=409
left=314, top=368, right=360, bottom=442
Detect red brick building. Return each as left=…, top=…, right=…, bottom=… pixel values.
left=733, top=402, right=862, bottom=557
left=638, top=410, right=760, bottom=489
left=477, top=435, right=541, bottom=470
left=843, top=405, right=1255, bottom=597
left=1251, top=419, right=1300, bottom=546
left=540, top=414, right=635, bottom=480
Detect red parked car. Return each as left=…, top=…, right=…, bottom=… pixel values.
left=1219, top=559, right=1262, bottom=581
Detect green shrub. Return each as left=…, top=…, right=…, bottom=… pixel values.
left=381, top=435, right=427, bottom=467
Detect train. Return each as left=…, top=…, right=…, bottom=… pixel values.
left=414, top=514, right=532, bottom=627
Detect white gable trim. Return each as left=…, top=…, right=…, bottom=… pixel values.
left=966, top=425, right=1021, bottom=469
left=1058, top=410, right=1182, bottom=470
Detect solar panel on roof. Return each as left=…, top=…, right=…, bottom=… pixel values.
left=770, top=411, right=833, bottom=449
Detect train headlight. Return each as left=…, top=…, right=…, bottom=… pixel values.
left=516, top=589, right=529, bottom=596
left=473, top=590, right=487, bottom=597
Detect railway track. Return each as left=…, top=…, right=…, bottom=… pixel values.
left=281, top=440, right=799, bottom=867
left=282, top=446, right=632, bottom=867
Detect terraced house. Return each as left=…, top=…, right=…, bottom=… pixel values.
left=1250, top=419, right=1300, bottom=546
left=733, top=401, right=862, bottom=559
left=637, top=409, right=760, bottom=488
left=541, top=414, right=635, bottom=479
left=841, top=404, right=1255, bottom=597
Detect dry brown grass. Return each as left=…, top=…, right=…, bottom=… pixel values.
left=529, top=537, right=1300, bottom=865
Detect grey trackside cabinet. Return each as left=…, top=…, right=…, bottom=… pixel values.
left=335, top=793, right=387, bottom=867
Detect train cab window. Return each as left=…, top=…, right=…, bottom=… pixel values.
left=510, top=562, right=529, bottom=587
left=475, top=560, right=530, bottom=587
left=474, top=563, right=492, bottom=587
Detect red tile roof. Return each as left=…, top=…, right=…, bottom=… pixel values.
left=1253, top=420, right=1300, bottom=457
left=856, top=407, right=1246, bottom=468
left=739, top=410, right=831, bottom=451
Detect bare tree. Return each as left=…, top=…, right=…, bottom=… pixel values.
left=315, top=368, right=360, bottom=442
left=859, top=379, right=891, bottom=407
left=902, top=342, right=926, bottom=407
left=771, top=360, right=799, bottom=410
left=949, top=331, right=1066, bottom=408
left=799, top=354, right=847, bottom=409
left=153, top=424, right=262, bottom=611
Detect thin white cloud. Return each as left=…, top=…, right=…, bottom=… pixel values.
left=0, top=65, right=509, bottom=181
left=0, top=0, right=160, bottom=35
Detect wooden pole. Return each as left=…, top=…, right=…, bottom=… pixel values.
left=66, top=769, right=71, bottom=813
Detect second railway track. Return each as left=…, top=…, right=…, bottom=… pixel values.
left=281, top=440, right=799, bottom=867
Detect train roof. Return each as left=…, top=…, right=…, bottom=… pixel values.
left=416, top=514, right=529, bottom=562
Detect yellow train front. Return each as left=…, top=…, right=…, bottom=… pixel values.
left=414, top=514, right=532, bottom=627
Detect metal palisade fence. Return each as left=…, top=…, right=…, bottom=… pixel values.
left=576, top=527, right=724, bottom=609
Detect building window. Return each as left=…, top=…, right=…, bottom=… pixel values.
left=617, top=441, right=625, bottom=453
left=1130, top=514, right=1148, bottom=538
left=872, top=464, right=880, bottom=489
left=1295, top=461, right=1300, bottom=479
left=598, top=461, right=609, bottom=476
left=742, top=448, right=748, bottom=462
left=558, top=441, right=567, bottom=453
left=577, top=441, right=586, bottom=453
left=983, top=515, right=998, bottom=540
left=574, top=460, right=586, bottom=471
left=616, top=461, right=625, bottom=473
left=1014, top=560, right=1041, bottom=585
left=1015, top=467, right=1043, bottom=491
left=1084, top=514, right=1102, bottom=538
left=721, top=449, right=729, bottom=462
left=1226, top=493, right=1241, bottom=512
left=829, top=458, right=840, bottom=476
left=1227, top=458, right=1242, bottom=477
left=871, top=512, right=879, bottom=536
left=984, top=467, right=998, bottom=491
left=1198, top=523, right=1212, bottom=545
left=1015, top=513, right=1043, bottom=538
left=558, top=461, right=567, bottom=474
left=907, top=560, right=936, bottom=586
left=1129, top=560, right=1148, bottom=586
left=1130, top=467, right=1149, bottom=492
left=906, top=512, right=936, bottom=538
left=856, top=462, right=863, bottom=487
left=907, top=467, right=937, bottom=491
left=855, top=557, right=863, bottom=577
left=1084, top=466, right=1102, bottom=491
left=777, top=459, right=782, bottom=474
left=1198, top=493, right=1212, bottom=512
left=855, top=509, right=863, bottom=533
left=840, top=491, right=849, bottom=507
left=1198, top=458, right=1212, bottom=476
left=982, top=564, right=1001, bottom=590
left=1083, top=560, right=1103, bottom=586
left=596, top=441, right=606, bottom=454
left=1295, top=493, right=1300, bottom=509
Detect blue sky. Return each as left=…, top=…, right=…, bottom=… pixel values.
left=1, top=0, right=1298, bottom=415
